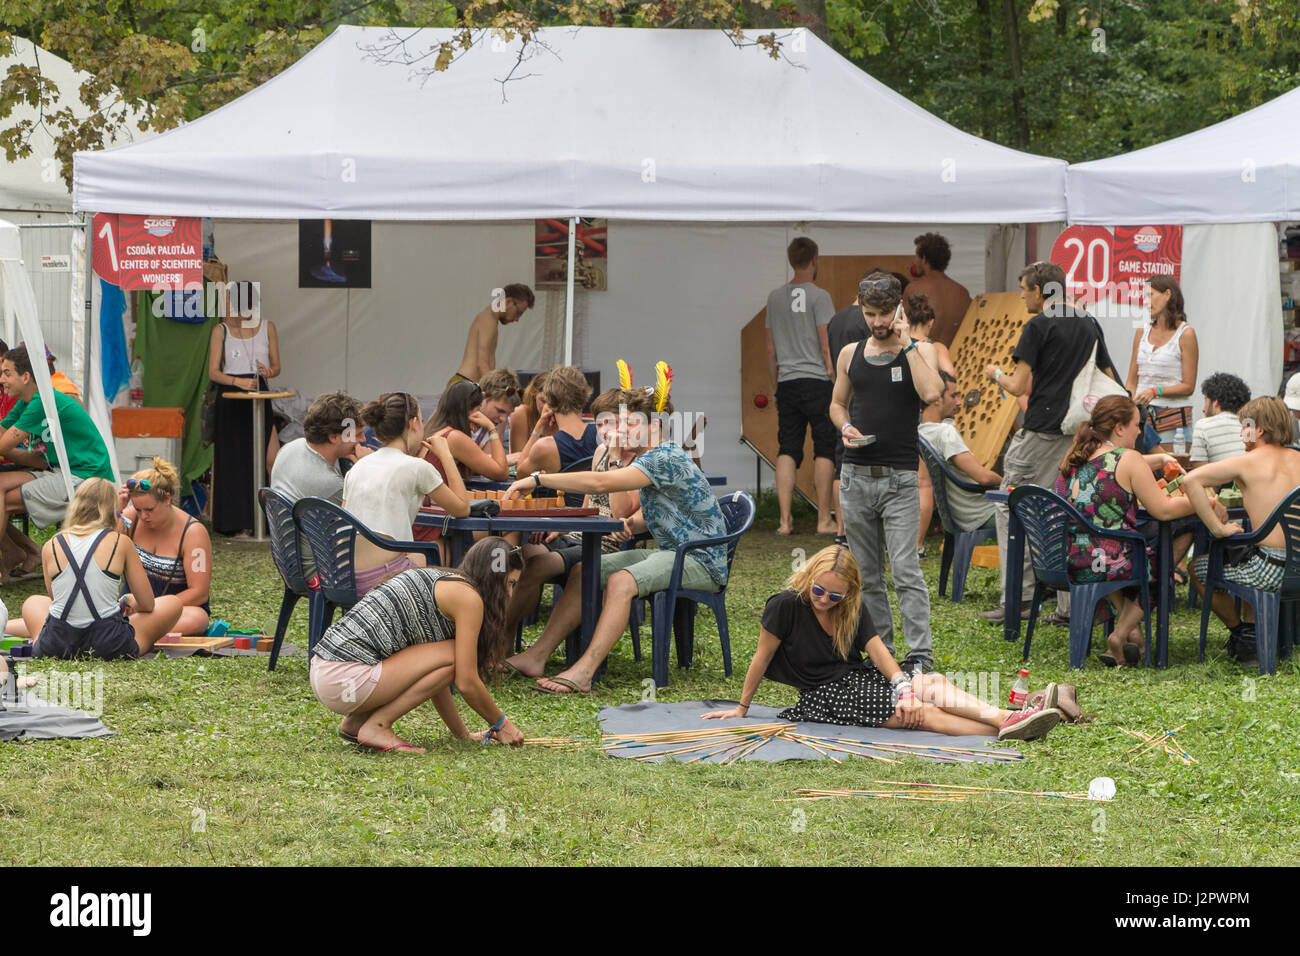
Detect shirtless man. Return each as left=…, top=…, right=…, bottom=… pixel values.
left=905, top=233, right=971, bottom=348
left=448, top=284, right=535, bottom=390
left=1186, top=395, right=1300, bottom=670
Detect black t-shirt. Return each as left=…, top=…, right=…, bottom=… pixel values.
left=1013, top=304, right=1115, bottom=434
left=828, top=304, right=868, bottom=367
left=761, top=589, right=875, bottom=690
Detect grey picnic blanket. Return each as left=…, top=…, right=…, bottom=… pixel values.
left=148, top=642, right=302, bottom=659
left=598, top=700, right=1020, bottom=764
left=0, top=686, right=112, bottom=741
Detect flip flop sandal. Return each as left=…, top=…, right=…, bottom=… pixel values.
left=339, top=729, right=360, bottom=744
left=1172, top=569, right=1189, bottom=586
left=1096, top=653, right=1119, bottom=668
left=531, top=675, right=589, bottom=695
left=1122, top=642, right=1142, bottom=665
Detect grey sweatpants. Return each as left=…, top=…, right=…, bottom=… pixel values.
left=840, top=463, right=931, bottom=661
left=994, top=428, right=1072, bottom=611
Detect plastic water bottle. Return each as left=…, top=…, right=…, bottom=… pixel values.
left=1173, top=427, right=1187, bottom=457
left=1009, top=668, right=1030, bottom=709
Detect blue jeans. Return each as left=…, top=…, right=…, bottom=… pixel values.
left=839, top=464, right=931, bottom=661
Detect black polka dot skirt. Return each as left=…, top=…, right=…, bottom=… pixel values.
left=779, top=666, right=897, bottom=728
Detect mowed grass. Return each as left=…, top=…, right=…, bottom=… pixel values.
left=3, top=502, right=1299, bottom=866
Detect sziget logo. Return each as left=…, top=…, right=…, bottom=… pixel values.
left=1132, top=227, right=1162, bottom=252
left=49, top=886, right=151, bottom=936
left=142, top=217, right=177, bottom=237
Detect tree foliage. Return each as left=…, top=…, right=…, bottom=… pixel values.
left=0, top=0, right=1297, bottom=189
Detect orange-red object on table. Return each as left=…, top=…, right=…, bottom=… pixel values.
left=1163, top=460, right=1183, bottom=482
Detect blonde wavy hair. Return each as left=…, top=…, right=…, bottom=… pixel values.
left=785, top=544, right=862, bottom=659
left=62, top=477, right=120, bottom=536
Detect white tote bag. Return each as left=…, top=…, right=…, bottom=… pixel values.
left=1062, top=339, right=1128, bottom=435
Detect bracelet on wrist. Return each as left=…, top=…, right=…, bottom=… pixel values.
left=994, top=368, right=1003, bottom=382
left=840, top=422, right=851, bottom=434
left=489, top=714, right=506, bottom=731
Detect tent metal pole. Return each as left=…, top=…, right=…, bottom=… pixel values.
left=564, top=215, right=576, bottom=366
left=82, top=218, right=93, bottom=397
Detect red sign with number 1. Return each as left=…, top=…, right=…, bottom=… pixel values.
left=91, top=213, right=201, bottom=291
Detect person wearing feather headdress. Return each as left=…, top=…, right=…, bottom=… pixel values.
left=502, top=377, right=726, bottom=693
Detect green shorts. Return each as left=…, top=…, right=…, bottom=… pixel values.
left=599, top=548, right=721, bottom=598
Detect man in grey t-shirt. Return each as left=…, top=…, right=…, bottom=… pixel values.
left=765, top=237, right=837, bottom=536
left=270, top=391, right=362, bottom=505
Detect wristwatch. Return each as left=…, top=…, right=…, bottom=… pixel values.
left=530, top=470, right=543, bottom=490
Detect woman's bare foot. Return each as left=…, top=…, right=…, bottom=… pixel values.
left=355, top=717, right=424, bottom=754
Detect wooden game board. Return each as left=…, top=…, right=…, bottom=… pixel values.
left=155, top=635, right=235, bottom=651
left=948, top=293, right=1034, bottom=469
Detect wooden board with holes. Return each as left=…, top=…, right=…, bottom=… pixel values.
left=155, top=635, right=235, bottom=651
left=740, top=255, right=916, bottom=504
left=949, top=292, right=1033, bottom=470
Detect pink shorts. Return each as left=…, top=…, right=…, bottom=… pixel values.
left=354, top=554, right=418, bottom=596
left=310, top=657, right=383, bottom=715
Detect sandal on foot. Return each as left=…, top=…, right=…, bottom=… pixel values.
left=531, top=675, right=589, bottom=695
left=1122, top=642, right=1142, bottom=665
left=1096, top=653, right=1119, bottom=668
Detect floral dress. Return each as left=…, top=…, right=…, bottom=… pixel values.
left=1054, top=447, right=1140, bottom=584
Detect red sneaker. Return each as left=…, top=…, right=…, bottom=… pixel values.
left=998, top=701, right=1062, bottom=741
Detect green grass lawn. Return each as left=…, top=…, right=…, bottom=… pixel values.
left=3, top=507, right=1298, bottom=866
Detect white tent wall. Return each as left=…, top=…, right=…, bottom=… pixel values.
left=0, top=210, right=81, bottom=382
left=212, top=218, right=996, bottom=490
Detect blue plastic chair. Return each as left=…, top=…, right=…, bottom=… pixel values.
left=918, top=437, right=998, bottom=604
left=1009, top=486, right=1151, bottom=669
left=644, top=491, right=756, bottom=687
left=292, top=497, right=443, bottom=651
left=259, top=488, right=325, bottom=670
left=1197, top=486, right=1300, bottom=676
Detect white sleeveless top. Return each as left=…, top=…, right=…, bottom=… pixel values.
left=48, top=532, right=124, bottom=627
left=1136, top=323, right=1189, bottom=408
left=223, top=322, right=270, bottom=377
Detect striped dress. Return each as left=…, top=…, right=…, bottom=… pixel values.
left=313, top=567, right=463, bottom=665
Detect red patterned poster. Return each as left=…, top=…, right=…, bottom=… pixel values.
left=92, top=214, right=202, bottom=291
left=1114, top=225, right=1182, bottom=306
left=1049, top=225, right=1113, bottom=306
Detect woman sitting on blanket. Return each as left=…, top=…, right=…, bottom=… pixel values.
left=703, top=545, right=1065, bottom=741
left=21, top=478, right=182, bottom=659
left=309, top=536, right=526, bottom=753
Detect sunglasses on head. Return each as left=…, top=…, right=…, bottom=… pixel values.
left=858, top=276, right=901, bottom=295
left=811, top=584, right=845, bottom=602
left=126, top=478, right=152, bottom=492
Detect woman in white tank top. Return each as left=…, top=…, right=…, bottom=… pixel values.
left=21, top=478, right=183, bottom=659
left=207, top=283, right=282, bottom=536
left=1125, top=277, right=1199, bottom=447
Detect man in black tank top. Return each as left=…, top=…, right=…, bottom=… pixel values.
left=829, top=272, right=944, bottom=673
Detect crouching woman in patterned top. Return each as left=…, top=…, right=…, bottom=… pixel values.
left=703, top=545, right=1064, bottom=741
left=310, top=536, right=526, bottom=753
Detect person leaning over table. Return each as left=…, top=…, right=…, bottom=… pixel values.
left=1054, top=395, right=1197, bottom=668
left=502, top=395, right=727, bottom=694
left=701, top=544, right=1066, bottom=742
left=1186, top=396, right=1300, bottom=670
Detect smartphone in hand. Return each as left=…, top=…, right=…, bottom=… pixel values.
left=847, top=434, right=877, bottom=448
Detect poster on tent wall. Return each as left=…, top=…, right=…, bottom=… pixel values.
left=91, top=214, right=202, bottom=291
left=1050, top=224, right=1183, bottom=320
left=535, top=218, right=607, bottom=291
left=298, top=219, right=371, bottom=288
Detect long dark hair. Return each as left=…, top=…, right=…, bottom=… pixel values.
left=455, top=536, right=524, bottom=679
left=428, top=381, right=482, bottom=438
left=1061, top=395, right=1137, bottom=475
left=1149, top=276, right=1187, bottom=329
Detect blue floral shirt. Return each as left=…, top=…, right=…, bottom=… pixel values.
left=629, top=441, right=729, bottom=587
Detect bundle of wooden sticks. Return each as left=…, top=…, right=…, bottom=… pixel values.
left=1121, top=726, right=1197, bottom=765
left=785, top=780, right=1099, bottom=803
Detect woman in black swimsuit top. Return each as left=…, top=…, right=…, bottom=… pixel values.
left=118, top=457, right=213, bottom=637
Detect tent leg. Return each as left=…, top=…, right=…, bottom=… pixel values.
left=83, top=218, right=94, bottom=398
left=563, top=215, right=576, bottom=366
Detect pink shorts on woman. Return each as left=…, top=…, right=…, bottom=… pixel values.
left=353, top=554, right=418, bottom=597
left=310, top=657, right=383, bottom=715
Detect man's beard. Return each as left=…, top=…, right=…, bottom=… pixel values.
left=870, top=326, right=893, bottom=340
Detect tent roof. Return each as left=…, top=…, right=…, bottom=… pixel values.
left=0, top=38, right=150, bottom=213
left=1067, top=84, right=1300, bottom=225
left=74, top=26, right=1066, bottom=223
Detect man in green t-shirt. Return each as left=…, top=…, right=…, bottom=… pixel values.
left=0, top=346, right=115, bottom=531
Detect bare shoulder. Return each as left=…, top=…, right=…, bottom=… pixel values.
left=435, top=575, right=481, bottom=612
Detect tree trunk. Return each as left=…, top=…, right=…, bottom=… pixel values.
left=973, top=0, right=996, bottom=138
left=1001, top=0, right=1031, bottom=149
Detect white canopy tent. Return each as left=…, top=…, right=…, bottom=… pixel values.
left=1065, top=87, right=1300, bottom=416
left=74, top=26, right=1070, bottom=489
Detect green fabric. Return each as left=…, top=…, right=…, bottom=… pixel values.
left=135, top=291, right=220, bottom=487
left=2, top=391, right=115, bottom=480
